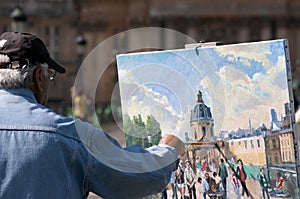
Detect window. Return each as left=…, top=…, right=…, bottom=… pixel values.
left=272, top=139, right=276, bottom=149
left=257, top=139, right=260, bottom=148
left=202, top=127, right=206, bottom=137
left=244, top=140, right=248, bottom=149
left=1, top=25, right=8, bottom=32
left=43, top=25, right=62, bottom=61
left=250, top=140, right=254, bottom=148
left=274, top=154, right=278, bottom=163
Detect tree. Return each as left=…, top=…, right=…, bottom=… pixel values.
left=146, top=115, right=162, bottom=146
left=123, top=114, right=162, bottom=147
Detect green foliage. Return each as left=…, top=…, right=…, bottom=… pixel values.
left=282, top=173, right=298, bottom=198
left=124, top=114, right=162, bottom=148
left=95, top=103, right=122, bottom=124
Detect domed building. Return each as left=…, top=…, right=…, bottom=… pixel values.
left=190, top=90, right=214, bottom=141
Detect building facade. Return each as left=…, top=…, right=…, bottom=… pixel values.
left=279, top=103, right=295, bottom=163
left=190, top=90, right=214, bottom=141
left=229, top=135, right=266, bottom=165
left=266, top=131, right=282, bottom=166
left=1, top=0, right=300, bottom=111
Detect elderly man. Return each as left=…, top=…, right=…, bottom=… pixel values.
left=0, top=32, right=185, bottom=199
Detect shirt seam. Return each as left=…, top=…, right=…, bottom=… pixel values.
left=0, top=125, right=81, bottom=142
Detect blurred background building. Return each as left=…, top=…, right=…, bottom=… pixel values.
left=2, top=1, right=300, bottom=198
left=1, top=0, right=300, bottom=115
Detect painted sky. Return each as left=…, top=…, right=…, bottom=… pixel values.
left=116, top=40, right=291, bottom=140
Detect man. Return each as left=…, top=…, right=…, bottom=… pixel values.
left=218, top=158, right=228, bottom=195
left=275, top=173, right=284, bottom=191
left=184, top=160, right=196, bottom=199
left=259, top=167, right=270, bottom=199
left=236, top=159, right=249, bottom=197
left=196, top=177, right=209, bottom=199
left=170, top=171, right=178, bottom=199
left=0, top=32, right=185, bottom=199
left=195, top=157, right=201, bottom=177
left=212, top=171, right=222, bottom=192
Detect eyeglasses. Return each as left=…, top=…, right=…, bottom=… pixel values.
left=48, top=68, right=56, bottom=81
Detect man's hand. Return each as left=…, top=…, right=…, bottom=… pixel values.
left=159, top=134, right=185, bottom=156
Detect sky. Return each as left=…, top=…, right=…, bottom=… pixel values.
left=116, top=39, right=291, bottom=140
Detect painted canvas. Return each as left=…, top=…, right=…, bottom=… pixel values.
left=116, top=40, right=299, bottom=198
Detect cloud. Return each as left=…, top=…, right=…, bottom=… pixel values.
left=124, top=84, right=190, bottom=139
left=215, top=42, right=272, bottom=65
left=213, top=55, right=289, bottom=131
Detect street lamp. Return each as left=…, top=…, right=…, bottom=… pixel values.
left=261, top=123, right=271, bottom=181
left=75, top=34, right=87, bottom=88
left=76, top=34, right=87, bottom=59
left=10, top=5, right=27, bottom=32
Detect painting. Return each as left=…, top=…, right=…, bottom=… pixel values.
left=116, top=39, right=299, bottom=198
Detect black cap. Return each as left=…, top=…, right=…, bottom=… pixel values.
left=0, top=32, right=65, bottom=73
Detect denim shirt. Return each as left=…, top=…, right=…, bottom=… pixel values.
left=0, top=88, right=178, bottom=199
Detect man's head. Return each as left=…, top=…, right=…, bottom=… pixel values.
left=213, top=171, right=217, bottom=177
left=0, top=32, right=65, bottom=105
left=237, top=159, right=243, bottom=166
left=205, top=172, right=209, bottom=179
left=185, top=160, right=191, bottom=168
left=197, top=177, right=202, bottom=183
left=179, top=160, right=184, bottom=168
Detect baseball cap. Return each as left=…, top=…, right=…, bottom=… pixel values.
left=0, top=32, right=65, bottom=73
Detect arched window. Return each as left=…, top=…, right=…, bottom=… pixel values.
left=202, top=126, right=206, bottom=138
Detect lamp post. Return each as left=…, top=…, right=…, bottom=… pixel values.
left=75, top=34, right=87, bottom=89
left=76, top=34, right=87, bottom=59
left=261, top=124, right=271, bottom=181
left=10, top=5, right=27, bottom=32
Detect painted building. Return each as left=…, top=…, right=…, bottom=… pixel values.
left=229, top=135, right=266, bottom=165
left=280, top=132, right=295, bottom=163
left=266, top=131, right=282, bottom=166
left=279, top=103, right=295, bottom=163
left=190, top=90, right=214, bottom=141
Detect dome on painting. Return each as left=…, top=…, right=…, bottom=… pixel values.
left=190, top=90, right=212, bottom=121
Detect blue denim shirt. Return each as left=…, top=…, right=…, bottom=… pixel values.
left=0, top=88, right=178, bottom=199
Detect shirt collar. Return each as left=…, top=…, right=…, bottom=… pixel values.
left=0, top=87, right=37, bottom=103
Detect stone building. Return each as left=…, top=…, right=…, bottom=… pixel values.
left=279, top=103, right=295, bottom=163
left=190, top=90, right=214, bottom=141
left=266, top=131, right=282, bottom=166
left=1, top=0, right=300, bottom=111
left=228, top=135, right=266, bottom=165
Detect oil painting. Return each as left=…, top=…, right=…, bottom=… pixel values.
left=116, top=39, right=298, bottom=198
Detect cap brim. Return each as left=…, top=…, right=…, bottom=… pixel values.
left=46, top=58, right=65, bottom=74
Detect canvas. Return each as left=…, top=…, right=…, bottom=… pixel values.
left=116, top=39, right=299, bottom=198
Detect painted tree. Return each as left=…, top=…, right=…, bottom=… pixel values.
left=124, top=114, right=162, bottom=147
left=146, top=115, right=162, bottom=146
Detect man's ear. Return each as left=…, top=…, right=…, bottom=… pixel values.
left=33, top=66, right=45, bottom=92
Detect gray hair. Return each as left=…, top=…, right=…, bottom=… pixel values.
left=0, top=54, right=48, bottom=88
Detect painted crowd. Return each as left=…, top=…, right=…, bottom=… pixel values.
left=160, top=157, right=288, bottom=199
